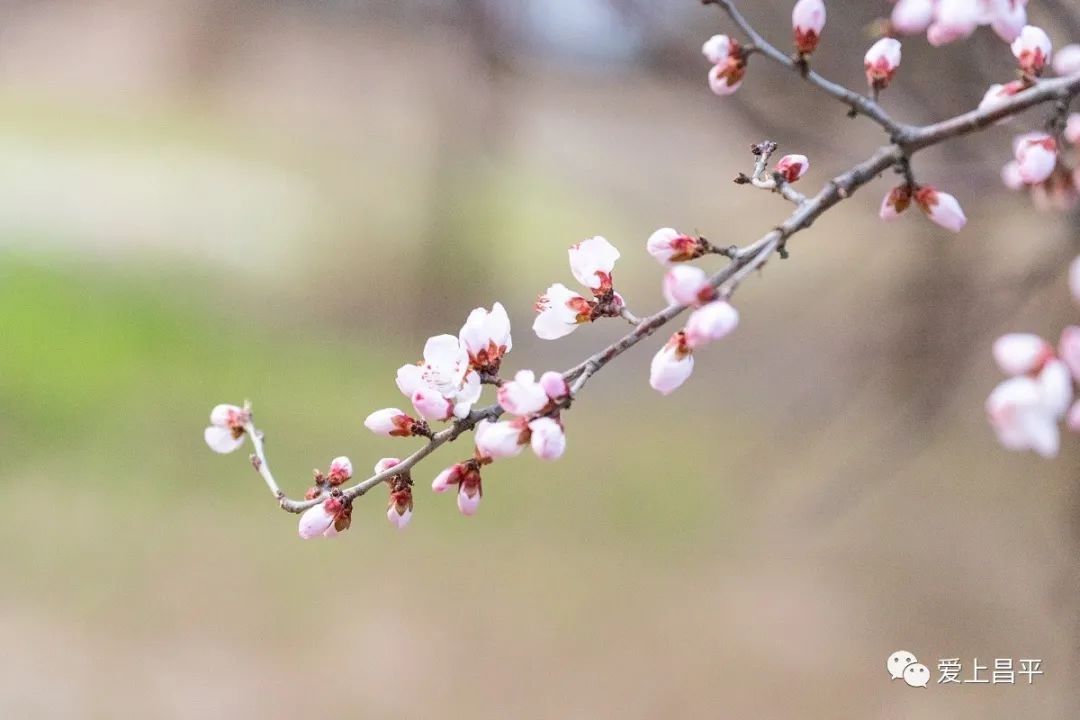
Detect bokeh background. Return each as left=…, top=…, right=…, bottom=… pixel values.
left=3, top=0, right=1080, bottom=717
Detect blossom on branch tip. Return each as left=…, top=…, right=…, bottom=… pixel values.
left=475, top=418, right=528, bottom=460
left=498, top=370, right=551, bottom=416
left=891, top=0, right=934, bottom=35
left=459, top=302, right=512, bottom=374
left=1011, top=25, right=1051, bottom=75
left=646, top=228, right=707, bottom=264
left=685, top=301, right=739, bottom=349
left=650, top=332, right=695, bottom=395
left=775, top=154, right=809, bottom=183
left=1014, top=133, right=1057, bottom=185
left=663, top=265, right=717, bottom=307
left=792, top=0, right=826, bottom=55
left=298, top=496, right=351, bottom=539
left=397, top=334, right=482, bottom=421
left=992, top=333, right=1053, bottom=376
left=864, top=38, right=902, bottom=90
left=364, top=408, right=425, bottom=437
left=1054, top=44, right=1080, bottom=76
left=914, top=186, right=967, bottom=232
left=204, top=403, right=250, bottom=454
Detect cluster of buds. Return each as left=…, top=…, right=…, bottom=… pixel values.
left=298, top=457, right=354, bottom=538
left=889, top=0, right=1029, bottom=46
left=880, top=184, right=967, bottom=232
left=533, top=236, right=625, bottom=339
left=986, top=259, right=1080, bottom=457
left=701, top=34, right=747, bottom=97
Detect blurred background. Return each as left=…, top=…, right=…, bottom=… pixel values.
left=3, top=0, right=1080, bottom=717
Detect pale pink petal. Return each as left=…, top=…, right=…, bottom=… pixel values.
left=540, top=371, right=569, bottom=401
left=423, top=334, right=468, bottom=372
left=1011, top=25, right=1052, bottom=74
left=533, top=283, right=587, bottom=340
left=497, top=370, right=549, bottom=416
left=685, top=301, right=740, bottom=349
left=528, top=416, right=566, bottom=461
left=327, top=456, right=353, bottom=484
left=1038, top=359, right=1073, bottom=418
left=701, top=34, right=731, bottom=64
left=1015, top=133, right=1057, bottom=184
left=992, top=333, right=1052, bottom=376
left=432, top=465, right=461, bottom=493
left=928, top=0, right=979, bottom=46
left=204, top=425, right=244, bottom=454
left=209, top=403, right=245, bottom=428
left=457, top=488, right=481, bottom=516
left=990, top=0, right=1026, bottom=43
left=1001, top=161, right=1025, bottom=190
left=986, top=376, right=1058, bottom=456
left=387, top=506, right=412, bottom=529
left=1067, top=400, right=1080, bottom=432
left=792, top=0, right=826, bottom=54
left=411, top=388, right=453, bottom=422
left=708, top=64, right=744, bottom=96
left=1054, top=44, right=1080, bottom=76
left=475, top=419, right=526, bottom=460
left=649, top=338, right=695, bottom=395
left=1060, top=326, right=1080, bottom=381
left=568, top=236, right=620, bottom=291
left=396, top=363, right=425, bottom=397
left=646, top=227, right=690, bottom=264
left=459, top=302, right=512, bottom=358
left=892, top=0, right=935, bottom=34
left=1064, top=114, right=1080, bottom=145
left=662, top=265, right=712, bottom=307
left=452, top=370, right=483, bottom=418
left=374, top=457, right=401, bottom=475
left=298, top=503, right=336, bottom=539
left=915, top=187, right=966, bottom=232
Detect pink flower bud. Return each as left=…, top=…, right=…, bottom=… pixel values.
left=204, top=403, right=249, bottom=454
left=864, top=38, right=902, bottom=89
left=685, top=301, right=739, bottom=349
left=327, top=456, right=353, bottom=485
left=298, top=498, right=348, bottom=539
left=879, top=185, right=912, bottom=220
left=708, top=55, right=746, bottom=96
left=1011, top=25, right=1052, bottom=75
left=646, top=227, right=703, bottom=264
left=1065, top=114, right=1080, bottom=145
left=1070, top=256, right=1080, bottom=305
left=539, top=371, right=570, bottom=402
left=792, top=0, right=826, bottom=55
left=364, top=408, right=420, bottom=437
left=457, top=487, right=481, bottom=516
left=411, top=388, right=453, bottom=423
left=1001, top=161, right=1025, bottom=190
left=662, top=265, right=715, bottom=307
left=528, top=416, right=566, bottom=461
left=992, top=333, right=1052, bottom=376
left=989, top=0, right=1027, bottom=43
left=649, top=332, right=695, bottom=395
left=1054, top=44, right=1080, bottom=76
left=374, top=457, right=401, bottom=475
left=497, top=370, right=550, bottom=416
left=432, top=464, right=464, bottom=493
left=775, top=154, right=809, bottom=183
left=1014, top=133, right=1057, bottom=184
left=913, top=186, right=966, bottom=232
left=927, top=0, right=979, bottom=47
left=701, top=34, right=732, bottom=65
left=387, top=505, right=412, bottom=529
left=986, top=376, right=1060, bottom=457
left=891, top=0, right=934, bottom=34
left=1059, top=326, right=1080, bottom=382
left=475, top=419, right=527, bottom=460
left=978, top=81, right=1024, bottom=114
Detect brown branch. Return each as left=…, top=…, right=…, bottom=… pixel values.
left=239, top=8, right=1080, bottom=519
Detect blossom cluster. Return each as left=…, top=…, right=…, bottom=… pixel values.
left=986, top=257, right=1080, bottom=458
left=890, top=0, right=1031, bottom=46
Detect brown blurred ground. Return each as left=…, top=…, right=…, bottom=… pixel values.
left=1, top=1, right=1080, bottom=718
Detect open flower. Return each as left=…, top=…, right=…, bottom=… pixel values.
left=459, top=302, right=512, bottom=373
left=1014, top=133, right=1058, bottom=185
left=775, top=154, right=810, bottom=183
left=864, top=38, right=902, bottom=90
left=1011, top=25, right=1051, bottom=75
left=792, top=0, right=826, bottom=55
left=534, top=237, right=624, bottom=340
left=204, top=403, right=250, bottom=454
left=650, top=332, right=695, bottom=395
left=646, top=227, right=707, bottom=264
left=298, top=495, right=352, bottom=539
left=397, top=334, right=482, bottom=421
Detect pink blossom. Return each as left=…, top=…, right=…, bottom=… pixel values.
left=387, top=505, right=412, bottom=529
left=533, top=283, right=592, bottom=340
left=1070, top=256, right=1080, bottom=305
left=650, top=332, right=695, bottom=395
left=879, top=185, right=912, bottom=220
left=891, top=0, right=934, bottom=34
left=327, top=456, right=353, bottom=485
left=528, top=416, right=566, bottom=461
left=992, top=333, right=1052, bottom=376
left=539, top=371, right=569, bottom=402
left=988, top=0, right=1027, bottom=43
left=1054, top=44, right=1080, bottom=76
left=792, top=0, right=826, bottom=55
left=569, top=236, right=620, bottom=293
left=985, top=371, right=1064, bottom=458
left=457, top=486, right=481, bottom=516
left=498, top=370, right=550, bottom=416
left=298, top=497, right=350, bottom=539
left=459, top=302, right=512, bottom=372
left=432, top=464, right=464, bottom=493
left=1064, top=114, right=1080, bottom=145
left=1011, top=25, right=1051, bottom=75
left=1014, top=133, right=1057, bottom=185
left=685, top=301, right=739, bottom=349
left=397, top=334, right=482, bottom=421
left=701, top=34, right=732, bottom=65
left=978, top=81, right=1024, bottom=113
left=1000, top=161, right=1025, bottom=190
left=913, top=186, right=967, bottom=232
left=646, top=227, right=704, bottom=264
left=775, top=154, right=809, bottom=183
left=662, top=265, right=716, bottom=307
left=864, top=38, right=902, bottom=89
left=1039, top=359, right=1073, bottom=418
left=927, top=0, right=980, bottom=46
left=707, top=42, right=747, bottom=97
left=204, top=403, right=250, bottom=454
left=374, top=457, right=401, bottom=474
left=475, top=418, right=528, bottom=460
left=364, top=408, right=422, bottom=437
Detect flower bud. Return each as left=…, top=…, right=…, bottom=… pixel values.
left=913, top=186, right=966, bottom=232
left=879, top=185, right=912, bottom=220
left=992, top=333, right=1052, bottom=376
left=685, top=301, right=739, bottom=349
left=646, top=227, right=704, bottom=264
left=539, top=371, right=570, bottom=402
left=662, top=265, right=715, bottom=307
left=927, top=0, right=979, bottom=47
left=1054, top=44, right=1080, bottom=76
left=701, top=34, right=732, bottom=65
left=497, top=370, right=550, bottom=416
left=792, top=0, right=826, bottom=55
left=1011, top=25, right=1052, bottom=75
left=1014, top=133, right=1057, bottom=185
left=475, top=419, right=528, bottom=460
left=327, top=456, right=352, bottom=486
left=411, top=388, right=453, bottom=423
left=374, top=457, right=401, bottom=475
left=649, top=332, right=695, bottom=395
left=528, top=416, right=566, bottom=461
left=775, top=154, right=809, bottom=183
left=864, top=38, right=901, bottom=90
left=890, top=0, right=934, bottom=34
